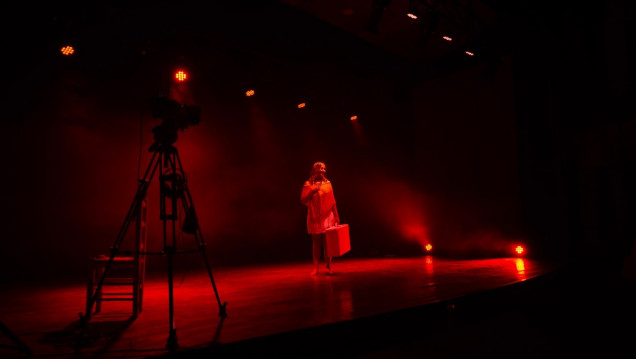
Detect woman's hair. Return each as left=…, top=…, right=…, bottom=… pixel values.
left=308, top=161, right=326, bottom=181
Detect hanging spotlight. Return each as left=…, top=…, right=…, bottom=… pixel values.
left=406, top=0, right=418, bottom=18
left=174, top=69, right=188, bottom=82
left=60, top=45, right=75, bottom=56
left=406, top=0, right=419, bottom=19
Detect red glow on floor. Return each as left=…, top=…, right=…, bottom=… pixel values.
left=515, top=258, right=527, bottom=280
left=1, top=256, right=556, bottom=358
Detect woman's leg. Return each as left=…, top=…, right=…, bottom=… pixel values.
left=321, top=233, right=332, bottom=273
left=311, top=233, right=321, bottom=274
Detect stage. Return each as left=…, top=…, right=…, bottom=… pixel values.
left=1, top=255, right=633, bottom=358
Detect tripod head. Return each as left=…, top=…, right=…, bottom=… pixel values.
left=148, top=94, right=201, bottom=152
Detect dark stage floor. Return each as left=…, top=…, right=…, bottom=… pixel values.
left=1, top=255, right=634, bottom=358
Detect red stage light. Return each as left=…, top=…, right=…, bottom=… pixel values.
left=60, top=45, right=75, bottom=55
left=514, top=245, right=525, bottom=256
left=350, top=115, right=358, bottom=121
left=246, top=89, right=255, bottom=97
left=175, top=70, right=187, bottom=82
left=297, top=102, right=306, bottom=109
left=425, top=243, right=433, bottom=252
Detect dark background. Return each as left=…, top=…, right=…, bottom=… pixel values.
left=1, top=0, right=634, bottom=284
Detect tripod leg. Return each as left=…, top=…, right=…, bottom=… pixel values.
left=165, top=246, right=178, bottom=350
left=181, top=189, right=227, bottom=317
left=161, top=149, right=182, bottom=350
left=198, top=239, right=228, bottom=317
left=0, top=321, right=32, bottom=356
left=173, top=151, right=227, bottom=317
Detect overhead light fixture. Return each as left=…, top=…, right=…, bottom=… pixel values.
left=60, top=45, right=75, bottom=56
left=174, top=69, right=188, bottom=82
left=406, top=0, right=419, bottom=19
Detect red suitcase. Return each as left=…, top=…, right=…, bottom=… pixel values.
left=325, top=224, right=351, bottom=257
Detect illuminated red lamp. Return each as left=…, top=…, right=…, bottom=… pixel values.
left=297, top=102, right=306, bottom=109
left=514, top=244, right=526, bottom=256
left=60, top=45, right=75, bottom=55
left=350, top=115, right=358, bottom=121
left=246, top=89, right=255, bottom=97
left=175, top=70, right=187, bottom=82
left=425, top=243, right=433, bottom=252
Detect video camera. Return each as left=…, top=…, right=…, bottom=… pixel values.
left=149, top=94, right=201, bottom=150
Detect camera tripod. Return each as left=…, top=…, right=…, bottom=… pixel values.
left=80, top=141, right=227, bottom=350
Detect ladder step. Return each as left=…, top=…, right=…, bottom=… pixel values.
left=101, top=281, right=134, bottom=285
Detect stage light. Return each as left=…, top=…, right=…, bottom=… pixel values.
left=425, top=243, right=433, bottom=252
left=297, top=102, right=306, bottom=109
left=442, top=35, right=453, bottom=41
left=246, top=89, right=255, bottom=97
left=514, top=244, right=525, bottom=256
left=174, top=70, right=187, bottom=82
left=465, top=50, right=475, bottom=56
left=406, top=0, right=419, bottom=19
left=350, top=115, right=358, bottom=121
left=60, top=45, right=75, bottom=56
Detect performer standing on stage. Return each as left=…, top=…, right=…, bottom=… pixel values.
left=300, top=161, right=340, bottom=275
